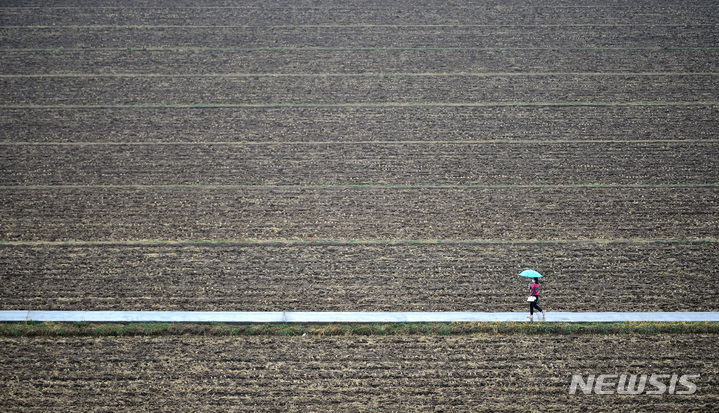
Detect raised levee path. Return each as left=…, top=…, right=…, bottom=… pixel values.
left=1, top=311, right=718, bottom=323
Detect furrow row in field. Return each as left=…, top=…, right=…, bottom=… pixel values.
left=1, top=242, right=717, bottom=312
left=5, top=72, right=719, bottom=77
left=1, top=142, right=717, bottom=186
left=3, top=49, right=718, bottom=75
left=1, top=335, right=717, bottom=411
left=2, top=3, right=717, bottom=26
left=2, top=106, right=716, bottom=143
left=2, top=0, right=716, bottom=8
left=1, top=25, right=716, bottom=49
left=6, top=46, right=719, bottom=51
left=1, top=75, right=716, bottom=105
left=1, top=187, right=716, bottom=242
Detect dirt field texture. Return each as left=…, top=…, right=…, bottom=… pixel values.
left=2, top=241, right=718, bottom=312
left=1, top=0, right=718, bottom=410
left=1, top=335, right=718, bottom=411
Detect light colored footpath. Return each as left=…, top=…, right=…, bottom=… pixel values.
left=1, top=311, right=718, bottom=323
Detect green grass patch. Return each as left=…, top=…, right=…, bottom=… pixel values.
left=0, top=322, right=718, bottom=337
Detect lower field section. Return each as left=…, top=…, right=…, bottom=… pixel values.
left=2, top=242, right=716, bottom=312
left=1, top=334, right=716, bottom=411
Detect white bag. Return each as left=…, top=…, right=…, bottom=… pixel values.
left=527, top=296, right=537, bottom=302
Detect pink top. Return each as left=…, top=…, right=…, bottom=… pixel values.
left=530, top=283, right=539, bottom=296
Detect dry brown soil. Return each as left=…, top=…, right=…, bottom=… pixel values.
left=1, top=241, right=717, bottom=312
left=1, top=335, right=717, bottom=411
left=1, top=0, right=717, bottom=410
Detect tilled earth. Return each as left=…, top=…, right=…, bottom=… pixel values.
left=2, top=142, right=718, bottom=186
left=1, top=187, right=717, bottom=242
left=1, top=0, right=718, bottom=410
left=1, top=106, right=717, bottom=143
left=1, top=335, right=717, bottom=412
left=1, top=242, right=717, bottom=312
left=3, top=74, right=717, bottom=105
left=3, top=24, right=715, bottom=49
left=3, top=2, right=716, bottom=26
left=4, top=49, right=719, bottom=75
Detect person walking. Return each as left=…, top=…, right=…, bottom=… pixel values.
left=528, top=278, right=546, bottom=321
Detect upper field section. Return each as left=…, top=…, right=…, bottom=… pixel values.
left=1, top=0, right=717, bottom=26
left=1, top=1, right=716, bottom=104
left=1, top=25, right=716, bottom=50
left=1, top=0, right=717, bottom=50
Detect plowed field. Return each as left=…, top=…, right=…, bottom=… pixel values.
left=1, top=105, right=717, bottom=143
left=3, top=74, right=717, bottom=105
left=2, top=241, right=718, bottom=312
left=1, top=335, right=717, bottom=411
left=3, top=142, right=718, bottom=185
left=1, top=0, right=717, bottom=410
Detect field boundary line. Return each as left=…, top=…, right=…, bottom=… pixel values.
left=2, top=72, right=718, bottom=78
left=2, top=310, right=719, bottom=323
left=0, top=184, right=717, bottom=190
left=2, top=139, right=718, bottom=145
left=2, top=4, right=716, bottom=9
left=1, top=238, right=717, bottom=247
left=3, top=23, right=716, bottom=29
left=1, top=101, right=717, bottom=109
left=0, top=3, right=714, bottom=12
left=3, top=46, right=718, bottom=52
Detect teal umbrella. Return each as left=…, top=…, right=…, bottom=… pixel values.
left=519, top=269, right=543, bottom=278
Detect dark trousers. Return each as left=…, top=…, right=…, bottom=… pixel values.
left=529, top=296, right=543, bottom=315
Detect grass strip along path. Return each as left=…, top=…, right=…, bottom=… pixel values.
left=2, top=321, right=719, bottom=337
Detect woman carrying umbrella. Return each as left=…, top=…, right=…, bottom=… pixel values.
left=520, top=269, right=546, bottom=321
